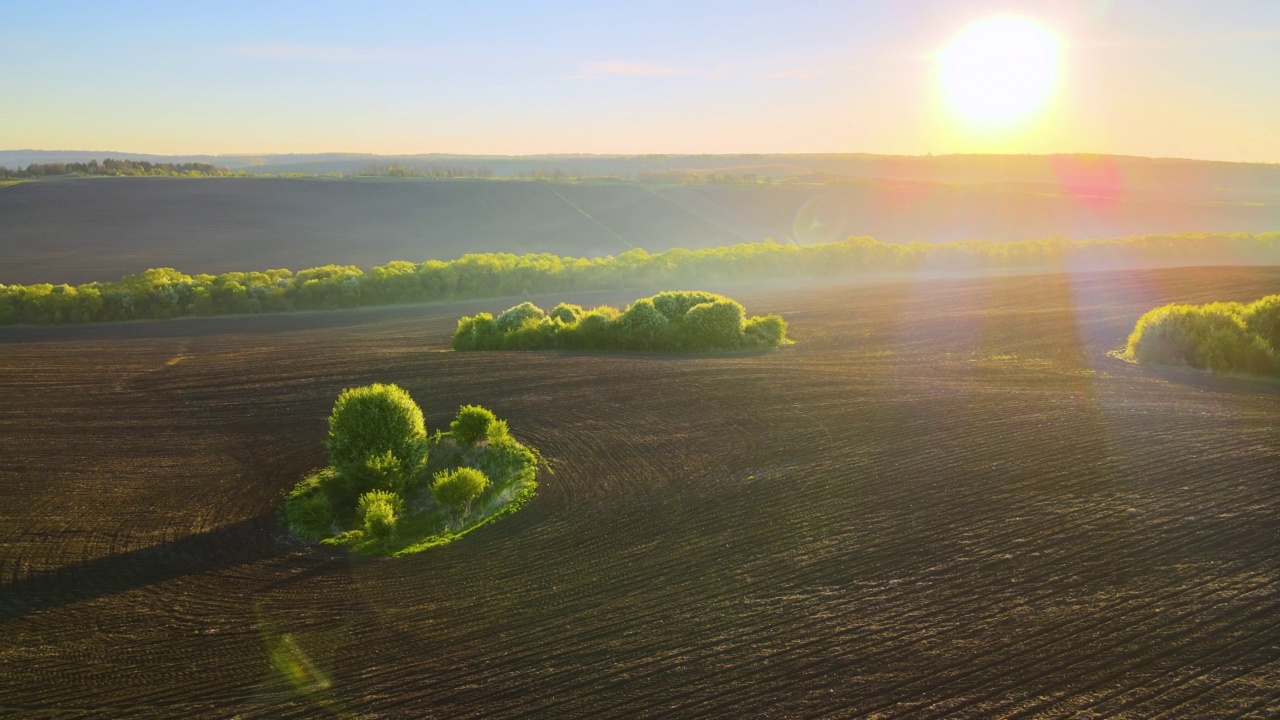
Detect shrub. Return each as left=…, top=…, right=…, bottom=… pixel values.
left=496, top=301, right=546, bottom=333
left=325, top=384, right=427, bottom=501
left=432, top=467, right=490, bottom=514
left=502, top=316, right=556, bottom=350
left=1242, top=295, right=1280, bottom=349
left=358, top=490, right=403, bottom=543
left=619, top=297, right=669, bottom=348
left=486, top=418, right=510, bottom=444
left=652, top=290, right=725, bottom=320
left=286, top=490, right=336, bottom=541
left=683, top=298, right=745, bottom=346
left=549, top=302, right=584, bottom=324
left=569, top=306, right=621, bottom=349
left=744, top=314, right=789, bottom=346
left=451, top=404, right=498, bottom=445
left=1126, top=299, right=1278, bottom=376
left=453, top=312, right=500, bottom=351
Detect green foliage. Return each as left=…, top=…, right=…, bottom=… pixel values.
left=618, top=298, right=669, bottom=349
left=452, top=312, right=500, bottom=351
left=496, top=301, right=546, bottom=333
left=454, top=291, right=787, bottom=353
left=325, top=384, right=427, bottom=503
left=652, top=290, right=725, bottom=320
left=5, top=233, right=1278, bottom=326
left=285, top=484, right=337, bottom=541
left=549, top=302, right=584, bottom=323
left=683, top=298, right=745, bottom=346
left=1242, top=295, right=1280, bottom=349
left=450, top=404, right=498, bottom=445
left=432, top=467, right=490, bottom=513
left=1126, top=296, right=1279, bottom=376
left=744, top=314, right=789, bottom=347
left=357, top=490, right=403, bottom=543
left=285, top=387, right=539, bottom=557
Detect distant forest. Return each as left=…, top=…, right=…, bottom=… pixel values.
left=0, top=158, right=230, bottom=179
left=1, top=233, right=1276, bottom=326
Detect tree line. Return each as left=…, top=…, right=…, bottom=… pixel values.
left=0, top=158, right=231, bottom=179
left=1, top=232, right=1277, bottom=326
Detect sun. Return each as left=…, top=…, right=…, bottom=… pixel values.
left=938, top=16, right=1063, bottom=127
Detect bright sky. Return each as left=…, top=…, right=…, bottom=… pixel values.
left=3, top=0, right=1279, bottom=162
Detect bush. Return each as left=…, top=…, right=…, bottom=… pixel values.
left=285, top=489, right=336, bottom=541
left=549, top=302, right=584, bottom=324
left=683, top=298, right=745, bottom=346
left=432, top=467, right=490, bottom=514
left=452, top=292, right=789, bottom=353
left=358, top=490, right=403, bottom=543
left=451, top=404, right=498, bottom=445
left=652, top=290, right=726, bottom=320
left=745, top=314, right=789, bottom=346
left=1126, top=298, right=1278, bottom=376
left=569, top=306, right=621, bottom=349
left=1242, top=295, right=1280, bottom=349
left=453, top=312, right=501, bottom=351
left=325, top=384, right=427, bottom=502
left=619, top=297, right=669, bottom=348
left=496, top=301, right=546, bottom=333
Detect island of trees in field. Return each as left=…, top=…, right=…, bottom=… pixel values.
left=453, top=291, right=788, bottom=352
left=1123, top=294, right=1280, bottom=378
left=0, top=158, right=232, bottom=179
left=1, top=232, right=1277, bottom=326
left=284, top=384, right=540, bottom=556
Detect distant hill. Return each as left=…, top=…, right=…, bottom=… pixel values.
left=2, top=171, right=1279, bottom=285
left=3, top=151, right=1279, bottom=200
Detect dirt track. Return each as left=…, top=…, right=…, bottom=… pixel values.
left=1, top=267, right=1278, bottom=718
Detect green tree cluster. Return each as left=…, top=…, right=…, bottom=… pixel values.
left=0, top=158, right=230, bottom=179
left=1125, top=294, right=1280, bottom=377
left=452, top=290, right=789, bottom=352
left=3, top=233, right=1278, bottom=326
left=283, top=384, right=540, bottom=554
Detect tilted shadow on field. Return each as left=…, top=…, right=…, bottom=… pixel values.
left=0, top=512, right=297, bottom=620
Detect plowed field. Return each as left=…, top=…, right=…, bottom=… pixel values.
left=2, top=267, right=1278, bottom=718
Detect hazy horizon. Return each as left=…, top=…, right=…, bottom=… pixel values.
left=5, top=1, right=1279, bottom=163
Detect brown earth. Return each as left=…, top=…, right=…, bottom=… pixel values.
left=1, top=267, right=1278, bottom=718
left=4, top=177, right=1280, bottom=285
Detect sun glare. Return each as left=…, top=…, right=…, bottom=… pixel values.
left=939, top=16, right=1063, bottom=127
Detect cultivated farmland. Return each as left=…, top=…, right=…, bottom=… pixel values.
left=2, top=267, right=1277, bottom=718
left=4, top=175, right=1280, bottom=285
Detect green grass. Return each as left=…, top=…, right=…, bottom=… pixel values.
left=284, top=432, right=541, bottom=557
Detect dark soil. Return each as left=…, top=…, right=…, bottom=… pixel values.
left=1, top=267, right=1278, bottom=718
left=4, top=177, right=1279, bottom=285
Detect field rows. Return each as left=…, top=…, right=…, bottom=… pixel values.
left=1, top=267, right=1277, bottom=717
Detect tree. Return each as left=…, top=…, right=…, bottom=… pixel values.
left=684, top=298, right=745, bottom=346
left=324, top=384, right=427, bottom=502
left=496, top=301, right=546, bottom=333
left=450, top=404, right=498, bottom=445
left=358, top=490, right=403, bottom=543
left=432, top=467, right=490, bottom=514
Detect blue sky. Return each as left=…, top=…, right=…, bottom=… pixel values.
left=2, top=0, right=1279, bottom=161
